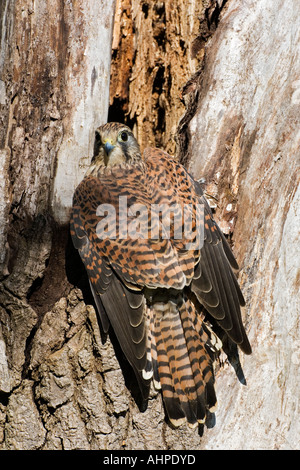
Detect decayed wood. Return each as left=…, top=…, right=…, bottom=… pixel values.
left=109, top=0, right=210, bottom=155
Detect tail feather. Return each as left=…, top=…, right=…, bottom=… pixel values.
left=149, top=296, right=221, bottom=427
left=144, top=306, right=160, bottom=387
left=180, top=300, right=217, bottom=422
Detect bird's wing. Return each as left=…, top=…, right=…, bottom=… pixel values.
left=70, top=180, right=151, bottom=396
left=144, top=147, right=251, bottom=355
left=191, top=175, right=251, bottom=354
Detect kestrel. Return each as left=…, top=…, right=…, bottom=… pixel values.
left=70, top=122, right=251, bottom=428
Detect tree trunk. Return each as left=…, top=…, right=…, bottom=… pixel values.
left=181, top=0, right=300, bottom=450
left=0, top=0, right=299, bottom=450
left=0, top=0, right=117, bottom=450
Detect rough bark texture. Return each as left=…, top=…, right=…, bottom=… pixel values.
left=109, top=0, right=217, bottom=155
left=0, top=0, right=117, bottom=450
left=0, top=0, right=299, bottom=450
left=183, top=0, right=300, bottom=449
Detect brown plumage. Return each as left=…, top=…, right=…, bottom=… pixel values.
left=70, top=122, right=251, bottom=428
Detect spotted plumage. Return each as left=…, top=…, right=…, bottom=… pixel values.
left=70, top=122, right=251, bottom=428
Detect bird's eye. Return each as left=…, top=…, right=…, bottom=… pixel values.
left=120, top=131, right=128, bottom=142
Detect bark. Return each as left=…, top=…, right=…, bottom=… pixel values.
left=0, top=0, right=117, bottom=450
left=181, top=0, right=300, bottom=450
left=0, top=0, right=299, bottom=451
left=109, top=0, right=211, bottom=155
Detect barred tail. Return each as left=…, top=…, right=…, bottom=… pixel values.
left=149, top=295, right=221, bottom=428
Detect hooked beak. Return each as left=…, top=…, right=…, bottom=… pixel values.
left=103, top=140, right=115, bottom=165
left=104, top=141, right=115, bottom=156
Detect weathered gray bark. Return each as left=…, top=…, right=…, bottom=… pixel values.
left=0, top=0, right=117, bottom=450
left=181, top=0, right=300, bottom=450
left=0, top=0, right=299, bottom=450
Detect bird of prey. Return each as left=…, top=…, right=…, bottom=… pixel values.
left=70, top=122, right=251, bottom=428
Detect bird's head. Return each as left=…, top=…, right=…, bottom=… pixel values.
left=92, top=122, right=142, bottom=168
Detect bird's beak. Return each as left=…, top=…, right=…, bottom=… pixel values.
left=103, top=140, right=115, bottom=165
left=104, top=140, right=115, bottom=156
